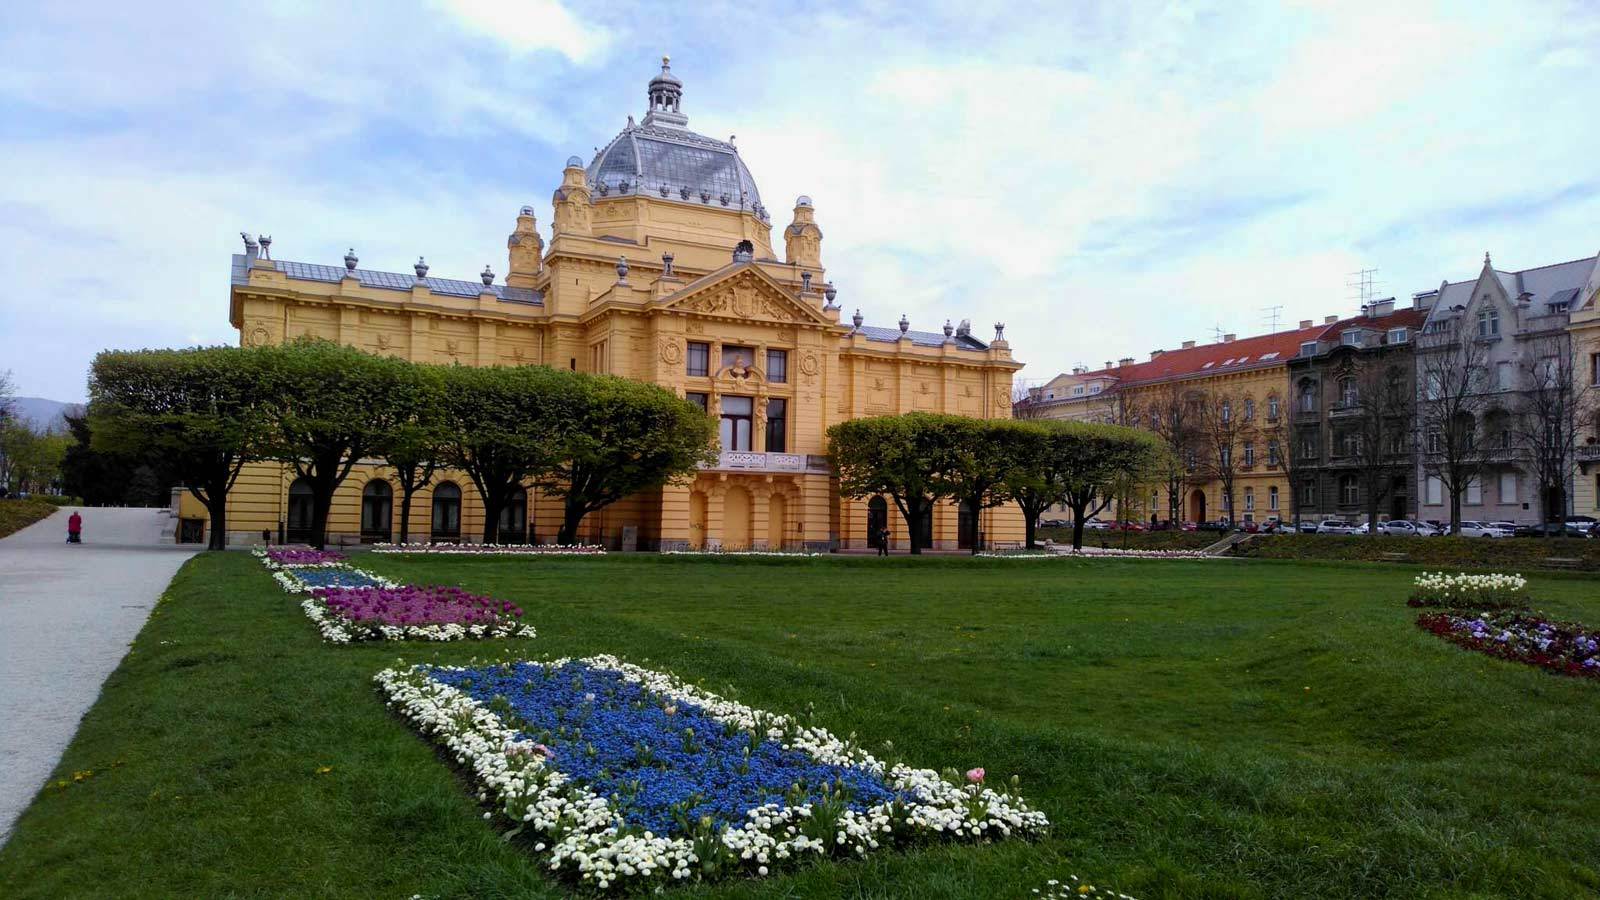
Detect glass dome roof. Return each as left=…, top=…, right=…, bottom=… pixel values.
left=585, top=59, right=763, bottom=213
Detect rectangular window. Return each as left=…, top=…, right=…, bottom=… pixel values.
left=1073, top=386, right=1084, bottom=396
left=686, top=341, right=709, bottom=377
left=1243, top=442, right=1255, bottom=467
left=1426, top=476, right=1443, bottom=505
left=1499, top=471, right=1516, bottom=503
left=1477, top=308, right=1499, bottom=337
left=1302, top=482, right=1316, bottom=506
left=722, top=344, right=755, bottom=371
left=1388, top=327, right=1409, bottom=344
left=1590, top=353, right=1600, bottom=386
left=1497, top=361, right=1514, bottom=390
left=1244, top=487, right=1255, bottom=511
left=1268, top=396, right=1280, bottom=420
left=1341, top=331, right=1361, bottom=346
left=719, top=395, right=753, bottom=451
left=1466, top=478, right=1482, bottom=505
left=1220, top=446, right=1231, bottom=467
left=685, top=392, right=708, bottom=412
left=766, top=349, right=788, bottom=383
left=1268, top=441, right=1281, bottom=466
left=1269, top=486, right=1279, bottom=511
left=765, top=398, right=787, bottom=453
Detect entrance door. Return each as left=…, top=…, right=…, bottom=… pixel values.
left=497, top=488, right=527, bottom=543
left=287, top=478, right=315, bottom=543
left=360, top=480, right=393, bottom=543
left=431, top=482, right=461, bottom=540
left=866, top=496, right=888, bottom=549
left=1189, top=489, right=1206, bottom=523
left=957, top=499, right=979, bottom=550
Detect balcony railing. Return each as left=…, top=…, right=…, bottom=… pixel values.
left=703, top=451, right=832, bottom=474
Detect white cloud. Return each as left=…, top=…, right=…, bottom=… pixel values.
left=434, top=0, right=611, bottom=63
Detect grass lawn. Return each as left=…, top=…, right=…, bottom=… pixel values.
left=0, top=497, right=58, bottom=539
left=4, top=554, right=1600, bottom=899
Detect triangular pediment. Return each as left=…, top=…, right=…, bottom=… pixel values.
left=655, top=264, right=833, bottom=325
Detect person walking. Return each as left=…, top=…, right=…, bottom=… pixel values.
left=67, top=511, right=83, bottom=544
left=876, top=525, right=890, bottom=556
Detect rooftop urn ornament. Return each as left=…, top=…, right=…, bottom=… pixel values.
left=565, top=155, right=584, bottom=168
left=732, top=240, right=754, bottom=263
left=899, top=313, right=910, bottom=335
left=619, top=179, right=631, bottom=194
left=414, top=257, right=429, bottom=280
left=661, top=251, right=674, bottom=276
left=679, top=185, right=691, bottom=200
left=943, top=319, right=954, bottom=340
left=801, top=271, right=812, bottom=292
left=700, top=190, right=710, bottom=204
left=659, top=182, right=669, bottom=197
left=257, top=234, right=272, bottom=259
left=343, top=248, right=358, bottom=271
left=598, top=182, right=610, bottom=196
left=240, top=232, right=257, bottom=252
left=994, top=321, right=1006, bottom=341
left=719, top=193, right=730, bottom=207
left=481, top=264, right=494, bottom=286
left=824, top=281, right=838, bottom=309
left=851, top=308, right=863, bottom=331
left=616, top=255, right=629, bottom=281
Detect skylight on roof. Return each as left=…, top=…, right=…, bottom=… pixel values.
left=1235, top=355, right=1250, bottom=364
left=1201, top=362, right=1215, bottom=369
left=1260, top=351, right=1280, bottom=360
left=1221, top=358, right=1234, bottom=366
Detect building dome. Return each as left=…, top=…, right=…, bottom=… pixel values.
left=587, top=58, right=763, bottom=211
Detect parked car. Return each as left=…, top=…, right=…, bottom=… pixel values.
left=1180, top=521, right=1199, bottom=532
left=1297, top=520, right=1320, bottom=534
left=1351, top=522, right=1371, bottom=535
left=1381, top=520, right=1424, bottom=537
left=1039, top=518, right=1068, bottom=528
left=1108, top=521, right=1146, bottom=533
left=1082, top=518, right=1111, bottom=531
left=1513, top=522, right=1580, bottom=538
left=1316, top=519, right=1355, bottom=535
left=1457, top=521, right=1505, bottom=538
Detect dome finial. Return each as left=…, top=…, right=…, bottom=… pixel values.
left=644, top=53, right=687, bottom=129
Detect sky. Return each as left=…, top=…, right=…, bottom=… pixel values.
left=1, top=0, right=1597, bottom=402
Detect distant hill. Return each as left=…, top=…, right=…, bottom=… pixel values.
left=7, top=397, right=78, bottom=432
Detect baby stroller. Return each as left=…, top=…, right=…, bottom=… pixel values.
left=67, top=531, right=82, bottom=544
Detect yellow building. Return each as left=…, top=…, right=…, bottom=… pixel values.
left=1027, top=325, right=1325, bottom=526
left=182, top=58, right=1024, bottom=551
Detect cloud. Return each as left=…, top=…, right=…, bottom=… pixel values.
left=433, top=0, right=611, bottom=63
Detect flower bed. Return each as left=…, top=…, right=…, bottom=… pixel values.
left=270, top=566, right=397, bottom=595
left=975, top=545, right=1212, bottom=560
left=376, top=655, right=1048, bottom=890
left=660, top=549, right=825, bottom=557
left=306, top=585, right=535, bottom=643
left=1417, top=609, right=1600, bottom=679
left=1407, top=571, right=1528, bottom=609
left=262, top=547, right=348, bottom=567
left=372, top=542, right=606, bottom=556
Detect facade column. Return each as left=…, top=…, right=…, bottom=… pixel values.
left=750, top=482, right=772, bottom=551
left=705, top=479, right=727, bottom=551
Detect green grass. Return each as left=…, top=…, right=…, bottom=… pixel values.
left=0, top=497, right=57, bottom=539
left=1036, top=528, right=1218, bottom=550
left=4, top=554, right=1600, bottom=899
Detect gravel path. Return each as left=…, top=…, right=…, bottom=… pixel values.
left=0, top=506, right=198, bottom=846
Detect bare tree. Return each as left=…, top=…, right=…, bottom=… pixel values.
left=1196, top=388, right=1253, bottom=524
left=1512, top=333, right=1595, bottom=525
left=1417, top=326, right=1491, bottom=534
left=1138, top=381, right=1196, bottom=524
left=0, top=369, right=14, bottom=428
left=1011, top=381, right=1048, bottom=420
left=1337, top=357, right=1414, bottom=534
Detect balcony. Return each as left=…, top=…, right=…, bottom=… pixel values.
left=703, top=451, right=833, bottom=475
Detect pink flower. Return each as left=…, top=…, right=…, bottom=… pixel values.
left=966, top=767, right=985, bottom=784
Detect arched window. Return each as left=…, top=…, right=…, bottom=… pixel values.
left=287, top=478, right=315, bottom=543
left=431, top=482, right=462, bottom=540
left=360, top=480, right=392, bottom=542
left=866, top=496, right=888, bottom=550
left=497, top=487, right=528, bottom=544
left=1298, top=379, right=1316, bottom=413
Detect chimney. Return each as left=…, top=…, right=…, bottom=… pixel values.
left=1324, top=315, right=1338, bottom=324
left=1150, top=349, right=1164, bottom=360
left=1181, top=340, right=1196, bottom=349
left=1368, top=297, right=1395, bottom=317
left=1071, top=366, right=1086, bottom=375
left=1119, top=357, right=1134, bottom=367
left=1299, top=319, right=1313, bottom=329
left=1222, top=333, right=1236, bottom=343
left=1104, top=361, right=1113, bottom=371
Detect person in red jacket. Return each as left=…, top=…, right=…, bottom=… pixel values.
left=67, top=511, right=82, bottom=544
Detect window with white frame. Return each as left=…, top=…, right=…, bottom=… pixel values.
left=1244, top=487, right=1255, bottom=511
left=1339, top=377, right=1358, bottom=407
left=1477, top=308, right=1499, bottom=337
left=1221, top=400, right=1232, bottom=423
left=1499, top=471, right=1516, bottom=503
left=1268, top=440, right=1281, bottom=466
left=1341, top=331, right=1362, bottom=347
left=1220, top=446, right=1231, bottom=467
left=1243, top=442, right=1255, bottom=466
left=1426, top=476, right=1442, bottom=505
left=1073, top=386, right=1084, bottom=396
left=1497, top=361, right=1514, bottom=390
left=1268, top=395, right=1281, bottom=419
left=1269, top=485, right=1279, bottom=511
left=1298, top=381, right=1316, bottom=412
left=1388, top=327, right=1408, bottom=344
left=1340, top=475, right=1358, bottom=506
left=1465, top=478, right=1482, bottom=505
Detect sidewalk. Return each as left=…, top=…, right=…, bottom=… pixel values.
left=0, top=507, right=198, bottom=846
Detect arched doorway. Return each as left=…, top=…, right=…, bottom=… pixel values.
left=360, top=480, right=392, bottom=543
left=914, top=503, right=934, bottom=551
left=724, top=486, right=752, bottom=550
left=287, top=478, right=315, bottom=543
left=497, top=487, right=527, bottom=544
left=431, top=482, right=461, bottom=540
left=1189, top=488, right=1206, bottom=524
left=689, top=491, right=708, bottom=549
left=866, top=496, right=888, bottom=550
left=957, top=499, right=979, bottom=550
left=768, top=493, right=787, bottom=551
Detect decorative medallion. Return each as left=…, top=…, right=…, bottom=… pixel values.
left=659, top=339, right=683, bottom=365
left=798, top=352, right=819, bottom=376
left=246, top=325, right=272, bottom=347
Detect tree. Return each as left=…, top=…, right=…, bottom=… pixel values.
left=372, top=364, right=447, bottom=545
left=437, top=364, right=568, bottom=544
left=256, top=339, right=416, bottom=549
left=1417, top=328, right=1491, bottom=534
left=537, top=373, right=717, bottom=545
left=1, top=421, right=69, bottom=495
left=829, top=412, right=965, bottom=554
left=61, top=409, right=174, bottom=506
left=0, top=369, right=14, bottom=429
left=1339, top=357, right=1413, bottom=534
left=1058, top=422, right=1165, bottom=549
left=89, top=347, right=271, bottom=549
left=931, top=418, right=1022, bottom=554
left=1512, top=333, right=1595, bottom=525
left=1195, top=389, right=1252, bottom=525
left=1138, top=382, right=1196, bottom=525
left=1003, top=422, right=1065, bottom=550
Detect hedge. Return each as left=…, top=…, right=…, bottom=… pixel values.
left=1232, top=534, right=1600, bottom=571
left=1036, top=528, right=1219, bottom=551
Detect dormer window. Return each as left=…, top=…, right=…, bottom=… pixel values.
left=1299, top=341, right=1318, bottom=356
left=1388, top=327, right=1409, bottom=344
left=1341, top=331, right=1361, bottom=347
left=1072, top=386, right=1084, bottom=396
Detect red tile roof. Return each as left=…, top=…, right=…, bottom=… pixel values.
left=1078, top=307, right=1428, bottom=388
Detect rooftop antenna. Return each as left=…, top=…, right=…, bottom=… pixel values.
left=1346, top=267, right=1381, bottom=306
left=1261, top=305, right=1283, bottom=334
left=1211, top=323, right=1225, bottom=343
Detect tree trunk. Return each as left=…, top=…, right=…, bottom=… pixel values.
left=558, top=499, right=584, bottom=546
left=481, top=493, right=502, bottom=544
left=905, top=497, right=924, bottom=555
left=1022, top=506, right=1037, bottom=549
left=398, top=486, right=415, bottom=544
left=1070, top=501, right=1088, bottom=550
left=200, top=490, right=228, bottom=551
left=1449, top=491, right=1461, bottom=535
left=310, top=487, right=334, bottom=551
